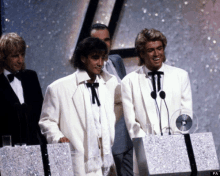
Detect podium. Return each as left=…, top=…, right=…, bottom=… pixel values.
left=0, top=145, right=44, bottom=176
left=47, top=143, right=74, bottom=176
left=0, top=143, right=74, bottom=176
left=133, top=132, right=219, bottom=176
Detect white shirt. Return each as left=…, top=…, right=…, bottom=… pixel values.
left=84, top=76, right=101, bottom=138
left=103, top=58, right=121, bottom=83
left=143, top=64, right=165, bottom=123
left=4, top=69, right=24, bottom=104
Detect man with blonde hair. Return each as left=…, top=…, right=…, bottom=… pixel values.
left=121, top=28, right=192, bottom=175
left=0, top=32, right=43, bottom=146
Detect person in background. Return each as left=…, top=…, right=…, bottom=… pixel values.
left=0, top=32, right=44, bottom=146
left=39, top=37, right=119, bottom=176
left=121, top=28, right=192, bottom=175
left=90, top=23, right=133, bottom=176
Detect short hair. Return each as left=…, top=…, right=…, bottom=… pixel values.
left=0, top=33, right=26, bottom=73
left=90, top=23, right=111, bottom=38
left=135, top=28, right=167, bottom=66
left=70, top=37, right=108, bottom=70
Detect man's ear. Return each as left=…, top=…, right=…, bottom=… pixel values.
left=81, top=56, right=86, bottom=63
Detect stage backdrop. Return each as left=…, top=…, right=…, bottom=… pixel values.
left=1, top=0, right=220, bottom=163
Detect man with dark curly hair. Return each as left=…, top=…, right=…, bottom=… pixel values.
left=39, top=37, right=119, bottom=176
left=0, top=32, right=43, bottom=146
left=90, top=23, right=133, bottom=176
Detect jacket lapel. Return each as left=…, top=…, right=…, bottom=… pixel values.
left=20, top=71, right=29, bottom=103
left=138, top=67, right=160, bottom=133
left=72, top=84, right=86, bottom=128
left=0, top=74, right=20, bottom=106
left=71, top=71, right=90, bottom=129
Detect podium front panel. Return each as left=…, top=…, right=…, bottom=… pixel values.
left=133, top=133, right=219, bottom=176
left=0, top=145, right=44, bottom=176
left=47, top=143, right=74, bottom=176
left=190, top=133, right=219, bottom=172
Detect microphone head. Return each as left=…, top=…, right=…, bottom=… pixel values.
left=160, top=91, right=166, bottom=99
left=151, top=91, right=157, bottom=99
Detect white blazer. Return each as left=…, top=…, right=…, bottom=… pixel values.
left=121, top=63, right=193, bottom=173
left=39, top=69, right=119, bottom=175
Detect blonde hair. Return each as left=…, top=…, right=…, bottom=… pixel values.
left=0, top=33, right=26, bottom=73
left=135, top=28, right=167, bottom=66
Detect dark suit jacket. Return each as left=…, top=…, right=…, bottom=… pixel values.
left=0, top=69, right=43, bottom=146
left=109, top=54, right=133, bottom=155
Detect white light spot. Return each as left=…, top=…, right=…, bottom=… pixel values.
left=201, top=9, right=204, bottom=12
left=207, top=37, right=211, bottom=40
left=155, top=13, right=158, bottom=16
left=5, top=18, right=10, bottom=22
left=184, top=1, right=188, bottom=5
left=162, top=19, right=165, bottom=22
left=210, top=69, right=213, bottom=73
left=213, top=40, right=216, bottom=44
left=142, top=8, right=147, bottom=13
left=206, top=65, right=209, bottom=68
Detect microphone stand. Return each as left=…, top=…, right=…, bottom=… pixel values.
left=159, top=91, right=171, bottom=135
left=151, top=91, right=163, bottom=136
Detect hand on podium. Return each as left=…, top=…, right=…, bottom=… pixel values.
left=59, top=137, right=70, bottom=143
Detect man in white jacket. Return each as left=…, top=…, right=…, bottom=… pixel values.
left=121, top=28, right=193, bottom=175
left=39, top=37, right=119, bottom=176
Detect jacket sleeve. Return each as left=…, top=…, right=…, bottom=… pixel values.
left=39, top=85, right=64, bottom=143
left=181, top=72, right=193, bottom=117
left=121, top=77, right=146, bottom=139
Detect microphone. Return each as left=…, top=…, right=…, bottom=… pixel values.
left=150, top=91, right=163, bottom=136
left=151, top=91, right=157, bottom=99
left=159, top=91, right=171, bottom=135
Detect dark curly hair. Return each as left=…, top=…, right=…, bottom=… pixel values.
left=135, top=28, right=167, bottom=66
left=0, top=33, right=26, bottom=73
left=70, top=37, right=108, bottom=70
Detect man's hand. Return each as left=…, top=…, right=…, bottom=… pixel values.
left=59, top=137, right=70, bottom=143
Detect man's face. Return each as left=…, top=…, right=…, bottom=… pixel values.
left=81, top=52, right=106, bottom=78
left=90, top=29, right=111, bottom=55
left=4, top=52, right=25, bottom=73
left=141, top=40, right=165, bottom=71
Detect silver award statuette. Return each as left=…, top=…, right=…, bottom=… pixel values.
left=176, top=114, right=192, bottom=131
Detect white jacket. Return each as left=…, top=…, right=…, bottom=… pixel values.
left=121, top=63, right=193, bottom=173
left=39, top=69, right=119, bottom=175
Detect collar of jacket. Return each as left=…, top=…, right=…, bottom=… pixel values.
left=76, top=69, right=113, bottom=85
